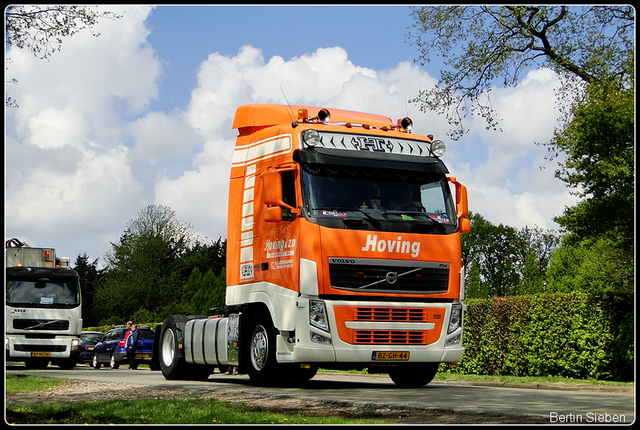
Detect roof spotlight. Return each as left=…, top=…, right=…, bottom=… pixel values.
left=431, top=140, right=446, bottom=157
left=317, top=108, right=331, bottom=123
left=400, top=117, right=413, bottom=131
left=302, top=129, right=321, bottom=147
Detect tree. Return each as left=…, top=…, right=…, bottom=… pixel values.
left=5, top=5, right=121, bottom=60
left=550, top=79, right=634, bottom=252
left=94, top=205, right=197, bottom=323
left=72, top=253, right=101, bottom=326
left=5, top=5, right=121, bottom=107
left=545, top=235, right=633, bottom=294
left=92, top=205, right=228, bottom=324
left=408, top=6, right=634, bottom=139
left=462, top=213, right=523, bottom=298
left=462, top=213, right=561, bottom=298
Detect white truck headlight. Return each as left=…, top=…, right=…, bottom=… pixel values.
left=309, top=300, right=330, bottom=332
left=448, top=303, right=462, bottom=334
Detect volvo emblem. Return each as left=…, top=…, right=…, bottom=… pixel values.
left=385, top=271, right=398, bottom=284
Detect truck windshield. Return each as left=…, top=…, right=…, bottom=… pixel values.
left=7, top=279, right=80, bottom=308
left=301, top=163, right=457, bottom=232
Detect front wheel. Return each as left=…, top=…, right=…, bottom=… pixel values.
left=244, top=311, right=280, bottom=386
left=389, top=363, right=439, bottom=388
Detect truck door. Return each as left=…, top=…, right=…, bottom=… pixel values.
left=257, top=166, right=301, bottom=292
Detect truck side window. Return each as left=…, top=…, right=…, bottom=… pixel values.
left=281, top=170, right=297, bottom=221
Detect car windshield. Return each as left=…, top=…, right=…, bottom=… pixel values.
left=6, top=279, right=80, bottom=307
left=301, top=163, right=457, bottom=229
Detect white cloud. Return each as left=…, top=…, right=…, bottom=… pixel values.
left=5, top=10, right=578, bottom=264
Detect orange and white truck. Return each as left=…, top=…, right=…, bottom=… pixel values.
left=156, top=104, right=470, bottom=387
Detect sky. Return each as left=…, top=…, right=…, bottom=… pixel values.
left=5, top=5, right=577, bottom=266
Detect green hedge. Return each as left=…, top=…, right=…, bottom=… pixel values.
left=452, top=292, right=634, bottom=381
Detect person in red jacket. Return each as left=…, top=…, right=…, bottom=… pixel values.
left=118, top=321, right=133, bottom=347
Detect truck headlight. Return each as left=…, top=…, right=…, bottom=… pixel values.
left=448, top=303, right=462, bottom=334
left=310, top=331, right=332, bottom=345
left=71, top=339, right=80, bottom=350
left=309, top=300, right=330, bottom=332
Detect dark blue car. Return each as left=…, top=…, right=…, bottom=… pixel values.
left=79, top=331, right=105, bottom=366
left=92, top=326, right=154, bottom=369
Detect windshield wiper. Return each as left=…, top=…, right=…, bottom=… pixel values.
left=382, top=209, right=447, bottom=232
left=311, top=207, right=382, bottom=228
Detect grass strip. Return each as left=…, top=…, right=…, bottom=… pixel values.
left=6, top=398, right=388, bottom=425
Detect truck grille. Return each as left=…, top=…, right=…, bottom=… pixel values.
left=333, top=306, right=445, bottom=346
left=328, top=259, right=449, bottom=294
left=13, top=319, right=70, bottom=331
left=355, top=330, right=426, bottom=344
left=355, top=307, right=430, bottom=322
left=14, top=345, right=67, bottom=352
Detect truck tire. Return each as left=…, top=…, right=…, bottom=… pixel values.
left=389, top=363, right=439, bottom=388
left=57, top=359, right=76, bottom=370
left=158, top=315, right=212, bottom=381
left=159, top=315, right=188, bottom=380
left=244, top=310, right=279, bottom=386
left=290, top=365, right=318, bottom=382
left=24, top=359, right=49, bottom=369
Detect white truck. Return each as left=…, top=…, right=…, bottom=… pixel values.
left=5, top=238, right=82, bottom=369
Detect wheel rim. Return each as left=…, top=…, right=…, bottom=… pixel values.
left=110, top=354, right=116, bottom=368
left=251, top=325, right=269, bottom=371
left=161, top=328, right=176, bottom=367
left=92, top=354, right=98, bottom=367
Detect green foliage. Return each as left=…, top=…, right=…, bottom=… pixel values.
left=546, top=235, right=634, bottom=294
left=72, top=253, right=101, bottom=326
left=178, top=268, right=227, bottom=316
left=462, top=213, right=560, bottom=298
left=550, top=79, right=634, bottom=253
left=92, top=205, right=226, bottom=324
left=457, top=293, right=634, bottom=381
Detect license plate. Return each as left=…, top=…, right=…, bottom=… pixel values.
left=31, top=352, right=51, bottom=358
left=372, top=351, right=410, bottom=361
left=136, top=353, right=150, bottom=358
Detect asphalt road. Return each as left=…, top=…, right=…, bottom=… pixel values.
left=6, top=364, right=635, bottom=424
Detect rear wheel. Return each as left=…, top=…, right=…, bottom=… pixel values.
left=159, top=315, right=212, bottom=380
left=389, top=363, right=439, bottom=388
left=159, top=315, right=186, bottom=380
left=92, top=354, right=101, bottom=369
left=110, top=353, right=120, bottom=369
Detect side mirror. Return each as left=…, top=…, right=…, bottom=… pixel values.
left=261, top=167, right=299, bottom=223
left=262, top=168, right=284, bottom=207
left=448, top=177, right=470, bottom=233
left=263, top=206, right=282, bottom=223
